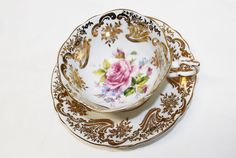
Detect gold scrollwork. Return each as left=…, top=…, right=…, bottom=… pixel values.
left=91, top=11, right=158, bottom=45
left=101, top=21, right=123, bottom=47
left=72, top=37, right=91, bottom=69
left=52, top=65, right=195, bottom=146
left=91, top=12, right=117, bottom=37
left=60, top=36, right=91, bottom=91
left=126, top=22, right=150, bottom=42
left=166, top=36, right=193, bottom=60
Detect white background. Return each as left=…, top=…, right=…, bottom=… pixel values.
left=0, top=0, right=236, bottom=157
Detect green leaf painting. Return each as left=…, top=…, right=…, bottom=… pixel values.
left=103, top=59, right=110, bottom=70
left=94, top=68, right=106, bottom=75
left=124, top=87, right=135, bottom=96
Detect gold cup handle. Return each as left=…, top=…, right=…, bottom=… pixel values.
left=167, top=59, right=200, bottom=78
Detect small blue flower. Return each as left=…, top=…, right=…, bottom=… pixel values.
left=139, top=61, right=143, bottom=69
left=101, top=85, right=109, bottom=93
left=111, top=91, right=116, bottom=96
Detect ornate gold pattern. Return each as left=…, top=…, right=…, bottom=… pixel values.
left=109, top=119, right=132, bottom=139
left=91, top=12, right=117, bottom=37
left=167, top=76, right=195, bottom=97
left=166, top=36, right=193, bottom=61
left=91, top=11, right=161, bottom=45
left=148, top=17, right=194, bottom=62
left=160, top=93, right=179, bottom=115
left=72, top=37, right=91, bottom=69
left=68, top=65, right=86, bottom=91
left=101, top=22, right=123, bottom=47
left=68, top=100, right=90, bottom=116
left=158, top=23, right=175, bottom=37
left=59, top=35, right=91, bottom=90
left=52, top=70, right=91, bottom=116
left=151, top=40, right=168, bottom=68
left=52, top=65, right=195, bottom=146
left=151, top=49, right=162, bottom=68
left=126, top=22, right=150, bottom=42
left=59, top=35, right=91, bottom=92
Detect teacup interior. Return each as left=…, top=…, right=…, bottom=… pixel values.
left=59, top=9, right=171, bottom=111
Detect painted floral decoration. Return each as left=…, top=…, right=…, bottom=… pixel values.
left=94, top=49, right=153, bottom=104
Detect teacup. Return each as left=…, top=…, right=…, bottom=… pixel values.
left=57, top=9, right=199, bottom=112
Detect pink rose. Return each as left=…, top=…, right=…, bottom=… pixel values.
left=105, top=60, right=133, bottom=90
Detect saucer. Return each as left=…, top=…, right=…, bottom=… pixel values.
left=51, top=17, right=198, bottom=148
left=57, top=9, right=172, bottom=112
